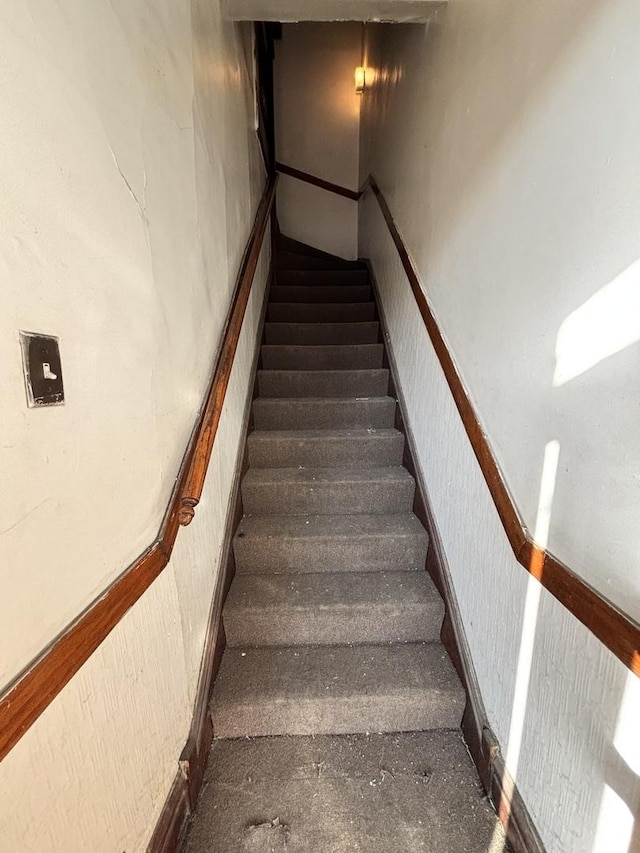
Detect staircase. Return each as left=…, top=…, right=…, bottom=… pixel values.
left=182, top=239, right=509, bottom=853
left=210, top=238, right=465, bottom=737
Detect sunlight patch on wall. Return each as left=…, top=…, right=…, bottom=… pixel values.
left=505, top=441, right=560, bottom=780
left=554, top=259, right=640, bottom=387
left=613, top=671, right=640, bottom=778
left=592, top=785, right=635, bottom=853
left=592, top=670, right=640, bottom=852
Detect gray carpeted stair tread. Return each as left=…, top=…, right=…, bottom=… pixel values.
left=183, top=731, right=508, bottom=853
left=241, top=466, right=415, bottom=516
left=264, top=321, right=379, bottom=345
left=257, top=368, right=389, bottom=398
left=224, top=571, right=445, bottom=647
left=276, top=250, right=366, bottom=271
left=210, top=643, right=465, bottom=737
left=252, top=396, right=396, bottom=430
left=270, top=284, right=372, bottom=303
left=184, top=244, right=487, bottom=851
left=247, top=428, right=404, bottom=468
left=261, top=343, right=383, bottom=370
left=267, top=302, right=376, bottom=322
left=233, top=512, right=429, bottom=574
left=276, top=269, right=370, bottom=286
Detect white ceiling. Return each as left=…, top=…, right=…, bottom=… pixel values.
left=222, top=0, right=444, bottom=23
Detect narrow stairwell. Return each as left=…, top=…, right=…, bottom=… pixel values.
left=183, top=238, right=509, bottom=852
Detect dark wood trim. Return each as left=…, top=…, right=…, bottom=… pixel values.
left=276, top=161, right=362, bottom=202
left=484, top=728, right=547, bottom=853
left=0, top=543, right=167, bottom=762
left=176, top=175, right=278, bottom=528
left=146, top=274, right=271, bottom=850
left=0, top=179, right=277, bottom=763
left=374, top=265, right=545, bottom=852
left=146, top=770, right=191, bottom=853
left=254, top=23, right=277, bottom=177
left=365, top=175, right=640, bottom=678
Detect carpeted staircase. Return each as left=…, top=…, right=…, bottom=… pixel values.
left=182, top=238, right=508, bottom=853
left=210, top=240, right=465, bottom=736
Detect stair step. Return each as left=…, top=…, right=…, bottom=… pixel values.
left=234, top=513, right=429, bottom=574
left=267, top=301, right=376, bottom=323
left=276, top=234, right=356, bottom=262
left=241, top=467, right=415, bottom=516
left=270, top=285, right=372, bottom=303
left=261, top=344, right=383, bottom=370
left=252, top=397, right=396, bottom=431
left=211, top=643, right=465, bottom=737
left=276, top=251, right=366, bottom=271
left=264, top=321, right=379, bottom=346
left=257, top=368, right=389, bottom=398
left=188, top=731, right=509, bottom=853
left=247, top=429, right=404, bottom=468
left=223, top=572, right=445, bottom=647
left=277, top=269, right=370, bottom=287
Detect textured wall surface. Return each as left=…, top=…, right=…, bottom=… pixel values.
left=359, top=6, right=640, bottom=849
left=0, top=0, right=264, bottom=687
left=361, top=196, right=639, bottom=851
left=359, top=6, right=640, bottom=620
left=0, top=0, right=268, bottom=849
left=274, top=22, right=362, bottom=258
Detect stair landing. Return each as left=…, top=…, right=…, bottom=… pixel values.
left=183, top=731, right=508, bottom=853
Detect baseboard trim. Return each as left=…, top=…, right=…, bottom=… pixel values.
left=484, top=728, right=547, bottom=853
left=146, top=771, right=191, bottom=853
left=367, top=260, right=546, bottom=853
left=146, top=269, right=272, bottom=853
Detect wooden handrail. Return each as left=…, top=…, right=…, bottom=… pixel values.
left=276, top=161, right=362, bottom=201
left=176, top=176, right=278, bottom=528
left=364, top=174, right=640, bottom=677
left=0, top=175, right=278, bottom=762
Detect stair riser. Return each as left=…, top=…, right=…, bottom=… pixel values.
left=276, top=270, right=370, bottom=286
left=267, top=303, right=376, bottom=323
left=241, top=480, right=415, bottom=516
left=257, top=369, right=389, bottom=398
left=264, top=322, right=379, bottom=346
left=212, top=698, right=463, bottom=738
left=261, top=345, right=383, bottom=370
left=247, top=433, right=404, bottom=469
left=276, top=251, right=365, bottom=271
left=233, top=535, right=428, bottom=575
left=224, top=607, right=443, bottom=647
left=252, top=399, right=396, bottom=431
left=270, top=285, right=372, bottom=303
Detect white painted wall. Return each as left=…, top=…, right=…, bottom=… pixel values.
left=359, top=7, right=640, bottom=851
left=360, top=8, right=640, bottom=621
left=0, top=0, right=269, bottom=849
left=274, top=23, right=362, bottom=259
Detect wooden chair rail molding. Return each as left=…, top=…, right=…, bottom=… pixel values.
left=0, top=175, right=278, bottom=763
left=276, top=161, right=362, bottom=202
left=277, top=161, right=640, bottom=677
left=176, top=176, right=278, bottom=528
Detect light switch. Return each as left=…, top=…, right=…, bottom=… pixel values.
left=20, top=331, right=65, bottom=407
